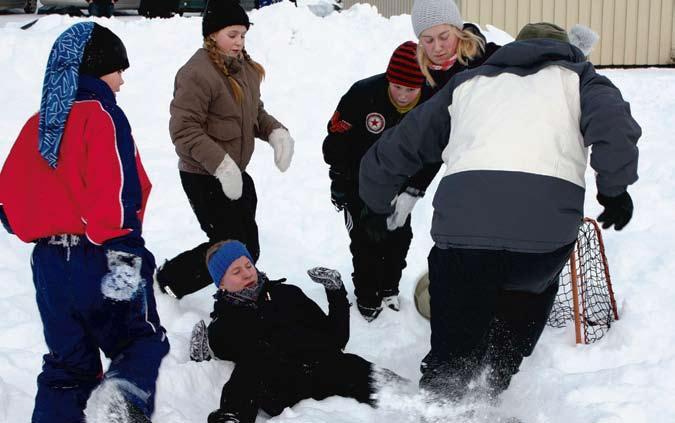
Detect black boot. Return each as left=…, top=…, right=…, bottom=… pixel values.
left=357, top=302, right=382, bottom=322
left=208, top=409, right=241, bottom=423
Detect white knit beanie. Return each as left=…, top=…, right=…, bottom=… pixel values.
left=411, top=0, right=464, bottom=38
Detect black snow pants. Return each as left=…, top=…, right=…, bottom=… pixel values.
left=344, top=199, right=413, bottom=308
left=219, top=353, right=375, bottom=423
left=420, top=242, right=575, bottom=400
left=155, top=171, right=259, bottom=298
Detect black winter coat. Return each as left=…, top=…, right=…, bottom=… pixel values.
left=322, top=73, right=440, bottom=201
left=208, top=275, right=350, bottom=365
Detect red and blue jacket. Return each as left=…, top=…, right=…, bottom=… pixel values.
left=0, top=75, right=151, bottom=255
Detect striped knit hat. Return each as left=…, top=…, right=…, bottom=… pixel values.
left=386, top=41, right=424, bottom=88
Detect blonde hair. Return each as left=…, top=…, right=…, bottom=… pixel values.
left=417, top=25, right=486, bottom=88
left=203, top=37, right=266, bottom=104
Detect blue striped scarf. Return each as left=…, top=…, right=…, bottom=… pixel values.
left=38, top=22, right=95, bottom=168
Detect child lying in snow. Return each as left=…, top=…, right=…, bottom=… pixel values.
left=190, top=240, right=404, bottom=423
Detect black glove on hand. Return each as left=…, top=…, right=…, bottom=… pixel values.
left=360, top=206, right=389, bottom=243
left=330, top=182, right=348, bottom=211
left=597, top=191, right=633, bottom=230
left=329, top=168, right=354, bottom=211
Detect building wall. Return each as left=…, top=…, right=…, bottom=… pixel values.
left=341, top=0, right=675, bottom=65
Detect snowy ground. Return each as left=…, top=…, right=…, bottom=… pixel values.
left=0, top=2, right=674, bottom=422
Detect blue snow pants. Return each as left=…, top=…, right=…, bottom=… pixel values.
left=30, top=235, right=170, bottom=423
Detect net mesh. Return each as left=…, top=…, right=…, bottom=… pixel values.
left=547, top=219, right=619, bottom=344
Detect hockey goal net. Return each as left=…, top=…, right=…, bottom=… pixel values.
left=547, top=218, right=620, bottom=344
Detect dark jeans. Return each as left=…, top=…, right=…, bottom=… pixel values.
left=30, top=236, right=169, bottom=422
left=155, top=171, right=259, bottom=298
left=220, top=354, right=374, bottom=423
left=88, top=2, right=114, bottom=17
left=420, top=242, right=574, bottom=400
left=344, top=199, right=413, bottom=308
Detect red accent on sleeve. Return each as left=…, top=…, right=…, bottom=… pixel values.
left=328, top=111, right=353, bottom=134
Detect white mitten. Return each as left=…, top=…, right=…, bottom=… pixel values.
left=214, top=154, right=243, bottom=200
left=268, top=128, right=294, bottom=172
left=387, top=191, right=421, bottom=230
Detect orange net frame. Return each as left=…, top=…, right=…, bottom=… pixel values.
left=547, top=218, right=620, bottom=344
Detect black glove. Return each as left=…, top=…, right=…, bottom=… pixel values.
left=597, top=192, right=633, bottom=230
left=360, top=206, right=389, bottom=243
left=329, top=168, right=355, bottom=211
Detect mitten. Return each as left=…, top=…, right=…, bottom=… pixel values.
left=268, top=128, right=294, bottom=172
left=307, top=266, right=344, bottom=291
left=214, top=154, right=243, bottom=200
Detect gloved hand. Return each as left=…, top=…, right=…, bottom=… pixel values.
left=268, top=128, right=294, bottom=172
left=328, top=168, right=354, bottom=211
left=307, top=266, right=344, bottom=291
left=360, top=206, right=389, bottom=243
left=101, top=250, right=144, bottom=301
left=597, top=191, right=633, bottom=230
left=214, top=154, right=243, bottom=200
left=387, top=188, right=423, bottom=230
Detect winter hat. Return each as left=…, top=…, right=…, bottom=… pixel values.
left=207, top=241, right=254, bottom=288
left=38, top=21, right=95, bottom=168
left=516, top=22, right=569, bottom=44
left=79, top=23, right=130, bottom=78
left=411, top=0, right=463, bottom=38
left=202, top=0, right=250, bottom=38
left=568, top=24, right=599, bottom=57
left=386, top=41, right=425, bottom=88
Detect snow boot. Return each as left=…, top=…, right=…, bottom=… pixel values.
left=85, top=378, right=151, bottom=423
left=382, top=295, right=400, bottom=311
left=208, top=409, right=241, bottom=423
left=154, top=261, right=178, bottom=298
left=190, top=319, right=212, bottom=362
left=357, top=302, right=383, bottom=322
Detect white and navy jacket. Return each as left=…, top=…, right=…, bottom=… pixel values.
left=359, top=39, right=641, bottom=253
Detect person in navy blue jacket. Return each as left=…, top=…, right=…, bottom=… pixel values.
left=359, top=23, right=640, bottom=402
left=0, top=23, right=169, bottom=423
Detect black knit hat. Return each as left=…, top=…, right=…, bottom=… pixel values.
left=79, top=23, right=129, bottom=78
left=202, top=0, right=250, bottom=38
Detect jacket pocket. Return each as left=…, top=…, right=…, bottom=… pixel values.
left=205, top=118, right=241, bottom=143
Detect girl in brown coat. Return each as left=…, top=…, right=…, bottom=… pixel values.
left=156, top=0, right=295, bottom=298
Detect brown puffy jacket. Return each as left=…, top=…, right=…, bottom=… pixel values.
left=170, top=48, right=284, bottom=175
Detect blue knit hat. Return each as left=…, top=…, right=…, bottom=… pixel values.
left=207, top=241, right=254, bottom=288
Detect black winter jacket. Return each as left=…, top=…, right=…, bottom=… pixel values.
left=208, top=275, right=349, bottom=365
left=322, top=73, right=440, bottom=201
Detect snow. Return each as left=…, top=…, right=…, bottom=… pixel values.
left=1, top=1, right=674, bottom=422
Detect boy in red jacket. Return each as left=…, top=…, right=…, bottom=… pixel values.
left=0, top=22, right=169, bottom=423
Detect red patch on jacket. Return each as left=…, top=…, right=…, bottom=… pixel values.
left=329, top=111, right=353, bottom=134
